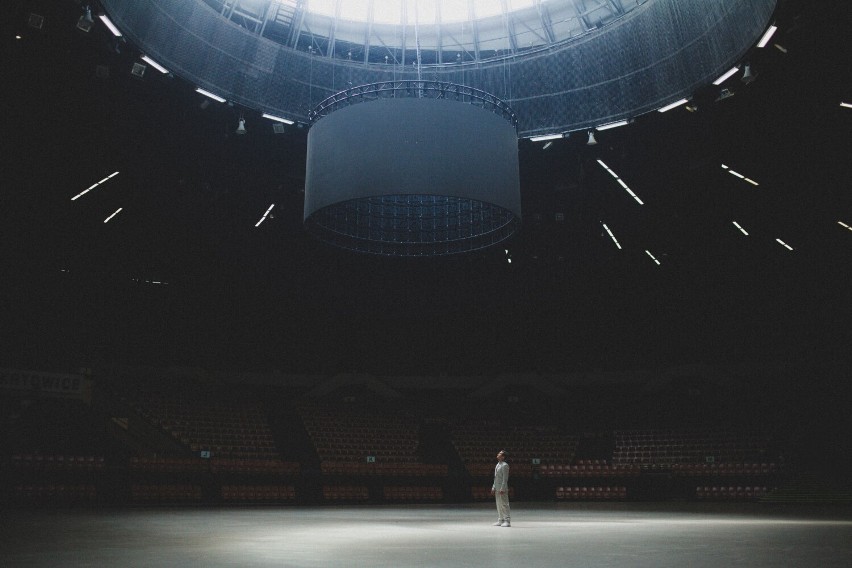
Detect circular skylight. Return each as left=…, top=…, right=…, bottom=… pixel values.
left=305, top=0, right=537, bottom=25
left=102, top=0, right=776, bottom=134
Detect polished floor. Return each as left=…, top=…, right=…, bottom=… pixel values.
left=2, top=502, right=851, bottom=567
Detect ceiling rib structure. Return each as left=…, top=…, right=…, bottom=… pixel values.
left=99, top=0, right=776, bottom=136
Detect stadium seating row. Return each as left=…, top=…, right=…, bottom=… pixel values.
left=471, top=486, right=516, bottom=501
left=695, top=486, right=772, bottom=500
left=556, top=486, right=627, bottom=500
left=320, top=461, right=447, bottom=476
left=539, top=464, right=641, bottom=477
left=131, top=484, right=202, bottom=501
left=9, top=454, right=105, bottom=471
left=383, top=486, right=443, bottom=501
left=221, top=485, right=296, bottom=501
left=671, top=463, right=778, bottom=476
left=322, top=485, right=370, bottom=501
left=4, top=484, right=97, bottom=502
left=129, top=456, right=300, bottom=475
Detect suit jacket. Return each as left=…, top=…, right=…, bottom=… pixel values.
left=493, top=461, right=509, bottom=492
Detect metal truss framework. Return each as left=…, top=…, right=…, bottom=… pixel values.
left=202, top=0, right=640, bottom=65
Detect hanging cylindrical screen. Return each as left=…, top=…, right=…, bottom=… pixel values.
left=304, top=82, right=521, bottom=255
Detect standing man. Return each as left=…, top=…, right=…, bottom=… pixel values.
left=491, top=450, right=510, bottom=527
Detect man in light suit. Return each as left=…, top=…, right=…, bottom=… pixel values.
left=491, top=450, right=510, bottom=527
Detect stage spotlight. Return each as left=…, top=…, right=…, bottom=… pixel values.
left=28, top=13, right=44, bottom=30
left=130, top=62, right=146, bottom=78
left=587, top=131, right=598, bottom=145
left=741, top=64, right=756, bottom=85
left=715, top=88, right=735, bottom=102
left=77, top=7, right=94, bottom=33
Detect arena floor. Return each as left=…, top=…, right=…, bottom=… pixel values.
left=2, top=502, right=851, bottom=567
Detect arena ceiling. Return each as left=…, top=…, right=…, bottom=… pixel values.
left=1, top=0, right=851, bottom=378
left=98, top=0, right=775, bottom=135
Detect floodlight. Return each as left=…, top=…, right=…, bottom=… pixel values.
left=756, top=25, right=778, bottom=48
left=713, top=66, right=740, bottom=85
left=645, top=250, right=661, bottom=266
left=530, top=133, right=563, bottom=142
left=262, top=113, right=295, bottom=124
left=77, top=7, right=94, bottom=32
left=103, top=208, right=123, bottom=223
left=196, top=88, right=226, bottom=103
left=596, top=119, right=629, bottom=131
left=658, top=98, right=689, bottom=113
left=98, top=14, right=122, bottom=37
left=141, top=55, right=169, bottom=74
left=775, top=238, right=793, bottom=251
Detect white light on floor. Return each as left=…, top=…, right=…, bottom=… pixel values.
left=732, top=221, right=749, bottom=236
left=255, top=203, right=275, bottom=227
left=196, top=88, right=226, bottom=103
left=262, top=113, right=295, bottom=124
left=602, top=223, right=622, bottom=250
left=756, top=25, right=778, bottom=48
left=98, top=14, right=122, bottom=37
left=658, top=98, right=689, bottom=113
left=776, top=238, right=793, bottom=251
left=71, top=171, right=119, bottom=201
left=103, top=207, right=123, bottom=223
left=713, top=66, right=740, bottom=85
left=645, top=250, right=661, bottom=266
left=141, top=55, right=169, bottom=74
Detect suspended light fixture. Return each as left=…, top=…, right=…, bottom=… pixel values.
left=741, top=64, right=756, bottom=85
left=756, top=25, right=778, bottom=48
left=713, top=66, right=740, bottom=85
left=587, top=131, right=598, bottom=145
left=77, top=6, right=94, bottom=32
left=236, top=116, right=247, bottom=135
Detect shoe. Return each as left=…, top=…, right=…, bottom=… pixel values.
left=493, top=521, right=504, bottom=526
left=501, top=521, right=511, bottom=527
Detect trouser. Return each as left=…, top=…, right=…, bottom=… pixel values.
left=495, top=491, right=511, bottom=521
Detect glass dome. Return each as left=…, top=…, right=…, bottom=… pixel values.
left=200, top=0, right=648, bottom=65
left=102, top=0, right=776, bottom=135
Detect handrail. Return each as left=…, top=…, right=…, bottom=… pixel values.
left=309, top=81, right=517, bottom=129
